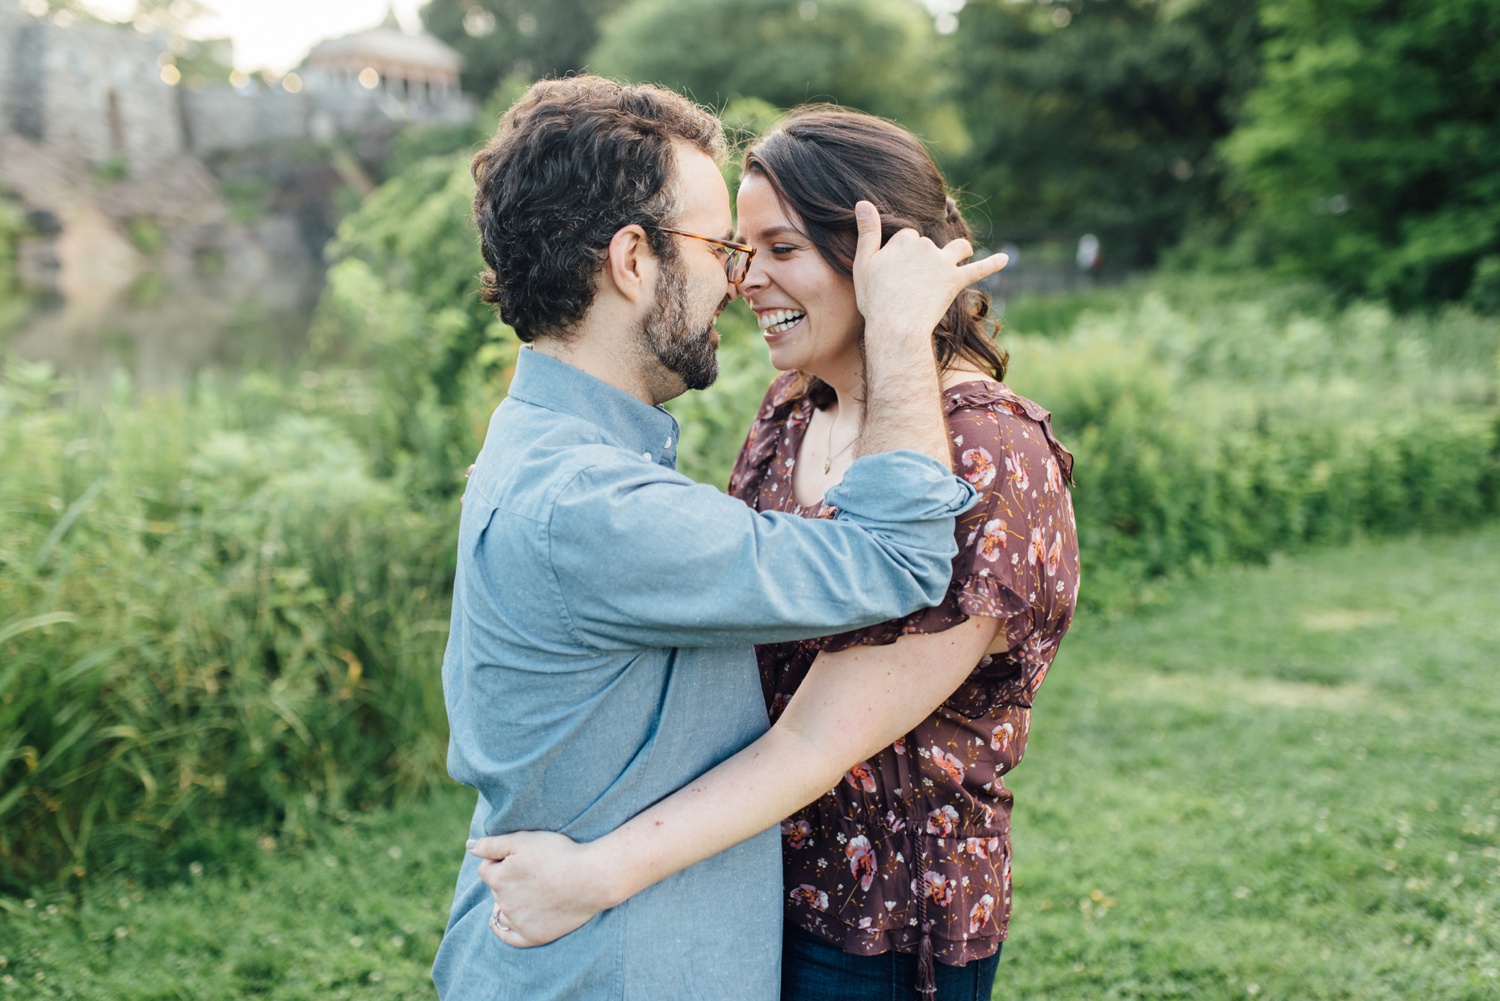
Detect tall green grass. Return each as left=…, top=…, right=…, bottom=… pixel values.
left=0, top=364, right=455, bottom=890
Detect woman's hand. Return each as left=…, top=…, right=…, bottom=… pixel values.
left=467, top=831, right=621, bottom=948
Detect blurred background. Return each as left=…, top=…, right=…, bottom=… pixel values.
left=1, top=1, right=1497, bottom=997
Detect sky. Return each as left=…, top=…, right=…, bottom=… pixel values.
left=80, top=0, right=428, bottom=73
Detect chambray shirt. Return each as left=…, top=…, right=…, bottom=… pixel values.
left=433, top=348, right=976, bottom=1001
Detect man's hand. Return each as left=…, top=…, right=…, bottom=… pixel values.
left=467, top=831, right=619, bottom=948
left=848, top=201, right=1006, bottom=470
left=851, top=200, right=1007, bottom=357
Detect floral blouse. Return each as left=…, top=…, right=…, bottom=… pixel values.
left=727, top=372, right=1081, bottom=966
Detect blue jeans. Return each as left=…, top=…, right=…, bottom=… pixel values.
left=782, top=925, right=1002, bottom=1001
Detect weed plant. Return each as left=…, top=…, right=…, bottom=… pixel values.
left=0, top=364, right=455, bottom=890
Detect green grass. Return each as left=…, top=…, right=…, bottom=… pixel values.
left=0, top=791, right=475, bottom=999
left=1005, top=527, right=1500, bottom=999
left=2, top=527, right=1497, bottom=999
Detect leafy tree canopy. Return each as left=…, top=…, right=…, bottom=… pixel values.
left=587, top=0, right=961, bottom=149
left=1223, top=0, right=1500, bottom=308
left=420, top=0, right=629, bottom=101
left=949, top=0, right=1262, bottom=266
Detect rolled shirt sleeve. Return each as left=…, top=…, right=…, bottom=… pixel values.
left=545, top=448, right=977, bottom=650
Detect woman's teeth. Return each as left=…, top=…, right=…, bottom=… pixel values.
left=759, top=309, right=806, bottom=334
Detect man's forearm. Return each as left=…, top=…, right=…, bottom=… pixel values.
left=857, top=329, right=952, bottom=471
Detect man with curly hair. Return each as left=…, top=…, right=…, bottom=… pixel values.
left=434, top=76, right=1001, bottom=1000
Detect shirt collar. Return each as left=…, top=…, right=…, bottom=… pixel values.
left=506, top=347, right=681, bottom=468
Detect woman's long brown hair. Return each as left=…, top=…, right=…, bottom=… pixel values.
left=742, top=106, right=1007, bottom=397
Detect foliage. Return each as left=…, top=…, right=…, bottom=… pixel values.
left=0, top=364, right=456, bottom=890
left=1004, top=281, right=1500, bottom=608
left=0, top=199, right=27, bottom=301
left=1222, top=0, right=1500, bottom=308
left=419, top=0, right=630, bottom=100
left=588, top=0, right=965, bottom=150
left=313, top=154, right=514, bottom=500
left=949, top=0, right=1262, bottom=265
left=5, top=528, right=1499, bottom=998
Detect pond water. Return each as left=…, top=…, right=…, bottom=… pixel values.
left=2, top=265, right=321, bottom=395
left=5, top=291, right=315, bottom=394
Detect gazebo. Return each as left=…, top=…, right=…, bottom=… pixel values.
left=302, top=6, right=464, bottom=109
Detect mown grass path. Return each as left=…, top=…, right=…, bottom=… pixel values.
left=3, top=528, right=1497, bottom=999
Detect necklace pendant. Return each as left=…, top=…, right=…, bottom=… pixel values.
left=823, top=457, right=832, bottom=474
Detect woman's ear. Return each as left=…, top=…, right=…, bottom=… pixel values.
left=602, top=225, right=655, bottom=305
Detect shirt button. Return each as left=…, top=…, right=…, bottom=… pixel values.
left=665, top=436, right=673, bottom=448
left=642, top=451, right=652, bottom=461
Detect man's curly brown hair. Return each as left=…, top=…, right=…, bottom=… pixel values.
left=471, top=76, right=727, bottom=342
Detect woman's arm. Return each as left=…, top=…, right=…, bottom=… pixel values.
left=470, top=614, right=1002, bottom=946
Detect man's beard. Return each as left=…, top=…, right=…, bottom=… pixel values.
left=641, top=258, right=721, bottom=393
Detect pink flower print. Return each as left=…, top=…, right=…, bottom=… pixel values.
left=960, top=447, right=996, bottom=489
left=857, top=916, right=873, bottom=930
left=1044, top=456, right=1063, bottom=494
left=885, top=809, right=906, bottom=833
left=769, top=692, right=792, bottom=721
left=990, top=721, right=1016, bottom=754
left=963, top=837, right=990, bottom=859
left=922, top=870, right=954, bottom=907
left=844, top=761, right=878, bottom=794
left=1046, top=531, right=1062, bottom=577
left=1004, top=453, right=1030, bottom=491
left=846, top=836, right=877, bottom=892
left=790, top=884, right=830, bottom=911
left=892, top=736, right=907, bottom=756
left=925, top=805, right=959, bottom=838
left=1028, top=526, right=1047, bottom=566
left=782, top=819, right=813, bottom=850
left=969, top=894, right=996, bottom=933
left=978, top=519, right=1007, bottom=563
left=931, top=746, right=966, bottom=784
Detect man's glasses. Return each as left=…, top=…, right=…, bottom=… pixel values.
left=658, top=228, right=756, bottom=285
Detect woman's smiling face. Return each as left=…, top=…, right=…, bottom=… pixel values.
left=735, top=171, right=864, bottom=381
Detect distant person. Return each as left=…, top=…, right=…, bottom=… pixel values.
left=433, top=78, right=1007, bottom=1001
left=469, top=107, right=1079, bottom=1001
left=1076, top=233, right=1101, bottom=284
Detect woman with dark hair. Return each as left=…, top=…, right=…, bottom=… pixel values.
left=469, top=108, right=1080, bottom=1001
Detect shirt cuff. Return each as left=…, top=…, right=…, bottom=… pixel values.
left=825, top=449, right=978, bottom=521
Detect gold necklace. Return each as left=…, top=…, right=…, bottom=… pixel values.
left=822, top=411, right=857, bottom=474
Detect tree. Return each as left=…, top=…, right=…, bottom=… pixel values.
left=949, top=0, right=1262, bottom=265
left=587, top=0, right=959, bottom=146
left=419, top=0, right=629, bottom=100
left=1222, top=0, right=1500, bottom=308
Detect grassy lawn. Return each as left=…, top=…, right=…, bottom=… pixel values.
left=3, top=526, right=1498, bottom=999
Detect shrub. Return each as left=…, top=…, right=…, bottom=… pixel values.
left=0, top=364, right=455, bottom=889
left=1005, top=289, right=1500, bottom=608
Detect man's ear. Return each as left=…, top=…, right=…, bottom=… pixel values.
left=602, top=224, right=655, bottom=305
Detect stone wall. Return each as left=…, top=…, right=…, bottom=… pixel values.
left=1, top=7, right=184, bottom=174
left=1, top=2, right=473, bottom=169
left=180, top=86, right=308, bottom=155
